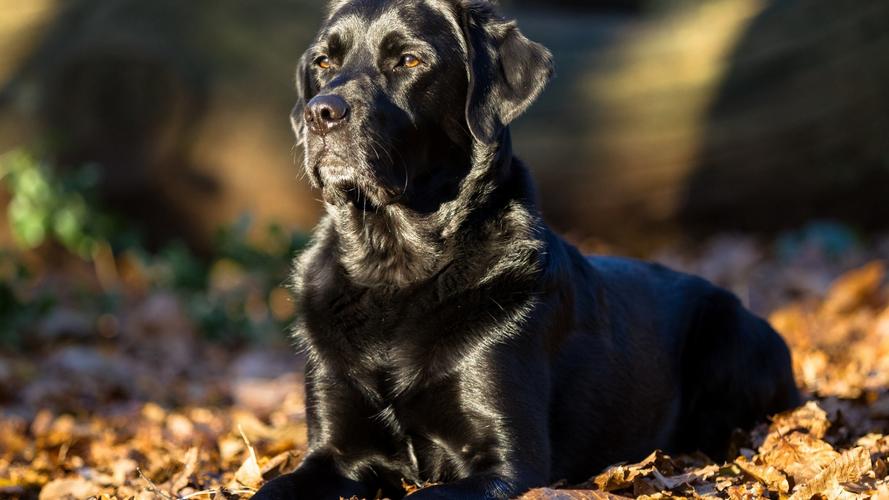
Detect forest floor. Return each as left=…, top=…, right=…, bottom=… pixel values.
left=3, top=227, right=889, bottom=499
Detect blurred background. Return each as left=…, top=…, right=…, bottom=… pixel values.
left=1, top=0, right=888, bottom=358
left=3, top=0, right=888, bottom=255
left=2, top=1, right=889, bottom=497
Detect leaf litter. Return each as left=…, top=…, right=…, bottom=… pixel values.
left=2, top=231, right=889, bottom=499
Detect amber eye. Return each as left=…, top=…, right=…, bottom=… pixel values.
left=398, top=54, right=422, bottom=69
left=315, top=55, right=331, bottom=69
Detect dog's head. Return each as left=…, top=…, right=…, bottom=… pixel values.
left=292, top=0, right=553, bottom=212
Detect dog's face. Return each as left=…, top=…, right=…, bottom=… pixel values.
left=292, top=0, right=553, bottom=212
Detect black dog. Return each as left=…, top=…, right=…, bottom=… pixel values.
left=254, top=1, right=799, bottom=498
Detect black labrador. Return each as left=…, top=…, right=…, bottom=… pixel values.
left=254, top=1, right=800, bottom=498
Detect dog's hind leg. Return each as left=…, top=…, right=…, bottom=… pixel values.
left=672, top=289, right=800, bottom=461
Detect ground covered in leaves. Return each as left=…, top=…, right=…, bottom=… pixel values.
left=3, top=226, right=889, bottom=499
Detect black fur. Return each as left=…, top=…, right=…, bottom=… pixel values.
left=254, top=1, right=800, bottom=498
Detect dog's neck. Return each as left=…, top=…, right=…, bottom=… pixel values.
left=325, top=134, right=537, bottom=289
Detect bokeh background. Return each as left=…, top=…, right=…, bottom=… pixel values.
left=3, top=0, right=888, bottom=254
left=2, top=1, right=889, bottom=498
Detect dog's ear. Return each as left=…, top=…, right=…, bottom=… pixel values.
left=291, top=51, right=319, bottom=145
left=461, top=2, right=554, bottom=145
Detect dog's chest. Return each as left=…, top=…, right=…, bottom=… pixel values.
left=301, top=277, right=444, bottom=360
left=300, top=283, right=492, bottom=482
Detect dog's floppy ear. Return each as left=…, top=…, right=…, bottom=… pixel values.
left=461, top=2, right=554, bottom=145
left=291, top=51, right=319, bottom=145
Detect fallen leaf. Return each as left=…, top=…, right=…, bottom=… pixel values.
left=821, top=261, right=885, bottom=316
left=789, top=447, right=872, bottom=500
left=230, top=427, right=262, bottom=491
left=170, top=447, right=199, bottom=493
left=735, top=456, right=790, bottom=494
left=769, top=401, right=831, bottom=439
left=521, top=489, right=630, bottom=499
left=39, top=477, right=97, bottom=500
left=759, top=431, right=839, bottom=484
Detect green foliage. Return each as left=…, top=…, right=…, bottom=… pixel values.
left=0, top=150, right=113, bottom=257
left=143, top=217, right=307, bottom=345
left=190, top=215, right=308, bottom=344
left=0, top=250, right=55, bottom=348
left=0, top=148, right=308, bottom=348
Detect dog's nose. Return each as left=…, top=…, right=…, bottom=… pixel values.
left=304, top=95, right=350, bottom=135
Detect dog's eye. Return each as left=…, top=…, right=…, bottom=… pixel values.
left=397, top=54, right=422, bottom=69
left=315, top=55, right=331, bottom=70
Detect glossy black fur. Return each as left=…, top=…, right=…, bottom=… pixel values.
left=253, top=1, right=800, bottom=498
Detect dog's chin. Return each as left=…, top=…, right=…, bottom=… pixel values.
left=321, top=180, right=389, bottom=211
left=312, top=165, right=397, bottom=212
left=308, top=148, right=402, bottom=211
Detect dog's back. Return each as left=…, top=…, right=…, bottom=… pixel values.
left=546, top=249, right=799, bottom=481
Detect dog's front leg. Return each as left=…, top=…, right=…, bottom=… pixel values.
left=406, top=468, right=542, bottom=499
left=251, top=452, right=376, bottom=500
left=408, top=342, right=551, bottom=499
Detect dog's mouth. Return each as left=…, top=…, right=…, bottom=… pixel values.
left=305, top=135, right=414, bottom=212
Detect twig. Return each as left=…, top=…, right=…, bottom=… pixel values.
left=136, top=467, right=175, bottom=500
left=238, top=424, right=259, bottom=468
left=178, top=487, right=256, bottom=499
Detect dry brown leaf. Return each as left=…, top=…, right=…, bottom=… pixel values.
left=219, top=435, right=247, bottom=467
left=649, top=464, right=719, bottom=491
left=855, top=434, right=889, bottom=454
left=769, top=400, right=831, bottom=439
left=789, top=446, right=872, bottom=500
left=760, top=430, right=839, bottom=484
left=232, top=454, right=263, bottom=491
left=735, top=456, right=790, bottom=494
left=593, top=464, right=643, bottom=492
left=230, top=427, right=262, bottom=491
left=715, top=473, right=738, bottom=493
left=521, top=489, right=630, bottom=499
left=875, top=305, right=889, bottom=337
left=593, top=462, right=662, bottom=493
left=631, top=476, right=662, bottom=497
left=39, top=477, right=98, bottom=500
left=726, top=481, right=767, bottom=499
left=821, top=261, right=886, bottom=317
left=166, top=413, right=196, bottom=443
left=8, top=236, right=889, bottom=500
left=770, top=304, right=814, bottom=350
left=169, top=447, right=199, bottom=493
left=259, top=450, right=300, bottom=478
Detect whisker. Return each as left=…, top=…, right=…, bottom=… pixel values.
left=366, top=128, right=409, bottom=200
